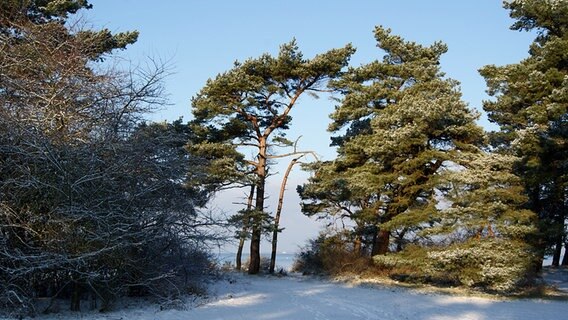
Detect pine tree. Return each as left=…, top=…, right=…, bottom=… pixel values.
left=300, top=26, right=537, bottom=290
left=190, top=41, right=354, bottom=274
left=301, top=26, right=485, bottom=255
left=479, top=0, right=568, bottom=267
left=298, top=160, right=376, bottom=254
left=418, top=152, right=537, bottom=291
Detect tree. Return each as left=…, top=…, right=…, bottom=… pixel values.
left=300, top=26, right=537, bottom=291
left=298, top=160, right=375, bottom=255
left=190, top=41, right=354, bottom=274
left=234, top=185, right=255, bottom=271
left=269, top=143, right=315, bottom=274
left=301, top=26, right=485, bottom=255
left=0, top=0, right=92, bottom=25
left=479, top=0, right=568, bottom=267
left=0, top=3, right=216, bottom=315
left=418, top=152, right=537, bottom=291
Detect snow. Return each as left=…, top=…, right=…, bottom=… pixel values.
left=17, top=273, right=568, bottom=320
left=542, top=267, right=568, bottom=292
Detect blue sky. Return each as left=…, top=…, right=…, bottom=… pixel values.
left=84, top=0, right=535, bottom=253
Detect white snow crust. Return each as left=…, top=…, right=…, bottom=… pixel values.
left=16, top=272, right=567, bottom=320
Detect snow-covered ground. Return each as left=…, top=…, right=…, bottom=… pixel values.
left=542, top=267, right=568, bottom=292
left=20, top=272, right=568, bottom=320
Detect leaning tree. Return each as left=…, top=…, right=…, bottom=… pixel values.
left=190, top=40, right=354, bottom=274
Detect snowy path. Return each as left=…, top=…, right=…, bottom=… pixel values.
left=15, top=274, right=568, bottom=320
left=161, top=274, right=566, bottom=320
left=542, top=267, right=568, bottom=292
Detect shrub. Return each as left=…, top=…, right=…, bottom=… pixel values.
left=293, top=232, right=372, bottom=275
left=373, top=239, right=536, bottom=292
left=426, top=239, right=535, bottom=292
left=241, top=256, right=287, bottom=275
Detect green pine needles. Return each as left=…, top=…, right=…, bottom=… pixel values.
left=299, top=26, right=538, bottom=292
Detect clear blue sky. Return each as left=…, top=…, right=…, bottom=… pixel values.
left=84, top=0, right=535, bottom=254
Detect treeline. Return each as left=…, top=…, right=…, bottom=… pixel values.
left=294, top=0, right=568, bottom=291
left=191, top=0, right=568, bottom=293
left=0, top=1, right=219, bottom=317
left=1, top=0, right=567, bottom=317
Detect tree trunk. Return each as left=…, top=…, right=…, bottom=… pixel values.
left=562, top=243, right=568, bottom=266
left=88, top=288, right=97, bottom=310
left=236, top=237, right=246, bottom=271
left=371, top=229, right=390, bottom=256
left=236, top=185, right=255, bottom=271
left=70, top=281, right=81, bottom=312
left=552, top=238, right=563, bottom=267
left=249, top=138, right=267, bottom=275
left=552, top=195, right=565, bottom=267
left=270, top=157, right=300, bottom=273
left=395, top=229, right=407, bottom=252
left=248, top=192, right=263, bottom=274
left=353, top=235, right=362, bottom=256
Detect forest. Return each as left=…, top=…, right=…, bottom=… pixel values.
left=0, top=0, right=567, bottom=318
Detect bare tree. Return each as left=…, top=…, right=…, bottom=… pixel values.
left=268, top=138, right=317, bottom=274
left=0, top=12, right=218, bottom=317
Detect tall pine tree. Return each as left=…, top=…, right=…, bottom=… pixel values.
left=480, top=0, right=568, bottom=267
left=190, top=41, right=354, bottom=274
left=301, top=26, right=485, bottom=255
left=299, top=27, right=537, bottom=290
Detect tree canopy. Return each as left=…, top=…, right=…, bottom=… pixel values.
left=190, top=40, right=354, bottom=274
left=298, top=26, right=536, bottom=291
left=0, top=3, right=216, bottom=316
left=301, top=26, right=486, bottom=254
left=480, top=0, right=568, bottom=267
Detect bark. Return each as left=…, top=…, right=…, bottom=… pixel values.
left=353, top=235, right=362, bottom=256
left=551, top=190, right=565, bottom=267
left=562, top=243, right=568, bottom=266
left=236, top=185, right=255, bottom=270
left=88, top=288, right=97, bottom=310
left=270, top=157, right=300, bottom=273
left=70, top=281, right=81, bottom=312
left=235, top=237, right=246, bottom=271
left=248, top=138, right=267, bottom=274
left=371, top=229, right=390, bottom=256
left=552, top=238, right=563, bottom=267
left=395, top=229, right=407, bottom=252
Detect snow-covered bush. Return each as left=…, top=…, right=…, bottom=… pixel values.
left=426, top=239, right=535, bottom=292
left=293, top=231, right=371, bottom=275
left=373, top=239, right=536, bottom=292
left=373, top=245, right=428, bottom=270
